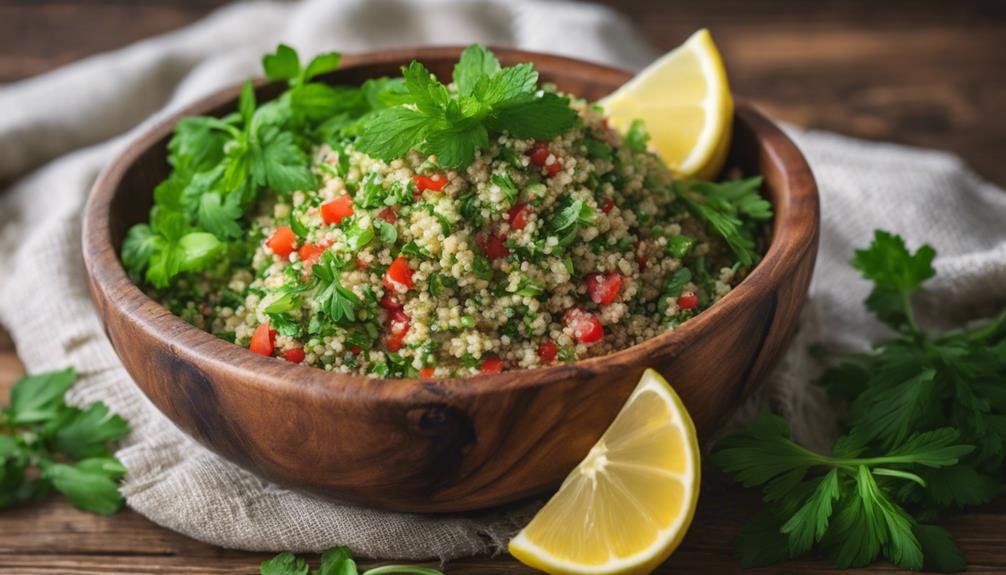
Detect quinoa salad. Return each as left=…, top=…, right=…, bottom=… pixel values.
left=122, top=44, right=772, bottom=378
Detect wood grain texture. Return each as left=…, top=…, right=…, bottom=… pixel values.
left=0, top=1, right=1002, bottom=186
left=81, top=47, right=818, bottom=513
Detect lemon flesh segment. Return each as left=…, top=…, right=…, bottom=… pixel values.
left=508, top=369, right=700, bottom=575
left=599, top=28, right=733, bottom=180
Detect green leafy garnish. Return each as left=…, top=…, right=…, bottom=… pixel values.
left=261, top=546, right=443, bottom=575
left=355, top=44, right=577, bottom=169
left=673, top=176, right=771, bottom=265
left=713, top=230, right=1006, bottom=572
left=0, top=368, right=129, bottom=515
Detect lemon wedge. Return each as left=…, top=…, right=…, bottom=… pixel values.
left=508, top=369, right=701, bottom=575
left=600, top=28, right=733, bottom=180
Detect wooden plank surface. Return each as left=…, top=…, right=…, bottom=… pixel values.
left=1, top=330, right=1005, bottom=574
left=2, top=1, right=1005, bottom=573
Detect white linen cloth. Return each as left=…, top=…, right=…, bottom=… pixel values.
left=1, top=0, right=1004, bottom=560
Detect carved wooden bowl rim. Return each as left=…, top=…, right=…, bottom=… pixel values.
left=83, top=46, right=818, bottom=409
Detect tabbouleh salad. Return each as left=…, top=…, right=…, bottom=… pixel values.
left=121, top=44, right=772, bottom=378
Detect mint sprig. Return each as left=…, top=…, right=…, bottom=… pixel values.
left=355, top=44, right=578, bottom=169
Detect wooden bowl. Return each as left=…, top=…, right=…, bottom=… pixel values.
left=82, top=47, right=818, bottom=513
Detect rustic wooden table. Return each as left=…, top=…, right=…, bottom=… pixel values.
left=1, top=1, right=1004, bottom=573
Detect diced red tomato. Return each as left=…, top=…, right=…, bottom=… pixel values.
left=538, top=341, right=558, bottom=363
left=419, top=367, right=436, bottom=378
left=383, top=256, right=414, bottom=292
left=412, top=172, right=448, bottom=193
left=356, top=258, right=369, bottom=269
left=379, top=294, right=404, bottom=311
left=678, top=293, right=700, bottom=310
left=320, top=195, right=354, bottom=225
left=386, top=331, right=407, bottom=353
left=283, top=347, right=306, bottom=364
left=508, top=203, right=531, bottom=231
left=528, top=146, right=551, bottom=166
left=350, top=346, right=362, bottom=355
left=545, top=157, right=562, bottom=175
left=250, top=322, right=276, bottom=356
left=564, top=309, right=604, bottom=344
left=387, top=309, right=411, bottom=353
left=476, top=231, right=510, bottom=260
left=600, top=197, right=614, bottom=213
left=586, top=273, right=623, bottom=306
left=377, top=207, right=398, bottom=223
left=481, top=356, right=504, bottom=374
left=266, top=226, right=297, bottom=258
left=298, top=241, right=331, bottom=275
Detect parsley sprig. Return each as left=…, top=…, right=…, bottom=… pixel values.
left=261, top=546, right=443, bottom=575
left=712, top=230, right=1006, bottom=572
left=354, top=44, right=578, bottom=169
left=0, top=368, right=129, bottom=515
left=673, top=176, right=772, bottom=265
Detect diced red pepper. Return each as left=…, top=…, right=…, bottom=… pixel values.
left=412, top=172, right=448, bottom=193
left=298, top=241, right=331, bottom=275
left=383, top=256, right=414, bottom=292
left=377, top=207, right=398, bottom=223
left=481, top=356, right=504, bottom=374
left=379, top=294, right=404, bottom=311
left=508, top=203, right=531, bottom=231
left=419, top=367, right=436, bottom=378
left=320, top=195, right=354, bottom=225
left=678, top=293, right=700, bottom=310
left=564, top=308, right=604, bottom=344
left=389, top=309, right=411, bottom=329
left=250, top=322, right=276, bottom=356
left=600, top=197, right=614, bottom=213
left=538, top=341, right=558, bottom=363
left=586, top=273, right=623, bottom=306
left=283, top=347, right=306, bottom=364
left=266, top=226, right=297, bottom=258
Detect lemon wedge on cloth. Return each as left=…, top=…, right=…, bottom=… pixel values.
left=508, top=369, right=700, bottom=575
left=599, top=28, right=733, bottom=180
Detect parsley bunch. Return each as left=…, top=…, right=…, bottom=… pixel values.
left=712, top=230, right=1006, bottom=571
left=261, top=546, right=443, bottom=575
left=0, top=368, right=129, bottom=515
left=123, top=45, right=360, bottom=288
left=354, top=44, right=578, bottom=169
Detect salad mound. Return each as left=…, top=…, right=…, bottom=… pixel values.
left=123, top=44, right=771, bottom=378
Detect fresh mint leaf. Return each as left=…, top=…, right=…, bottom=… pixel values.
left=263, top=44, right=300, bottom=82
left=401, top=60, right=450, bottom=115
left=303, top=52, right=342, bottom=83
left=488, top=92, right=578, bottom=139
left=479, top=63, right=538, bottom=106
left=354, top=107, right=431, bottom=162
left=454, top=44, right=501, bottom=97
left=426, top=122, right=489, bottom=169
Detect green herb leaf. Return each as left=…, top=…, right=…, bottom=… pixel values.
left=852, top=230, right=935, bottom=332
left=8, top=368, right=76, bottom=425
left=43, top=461, right=124, bottom=516
left=259, top=551, right=309, bottom=575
